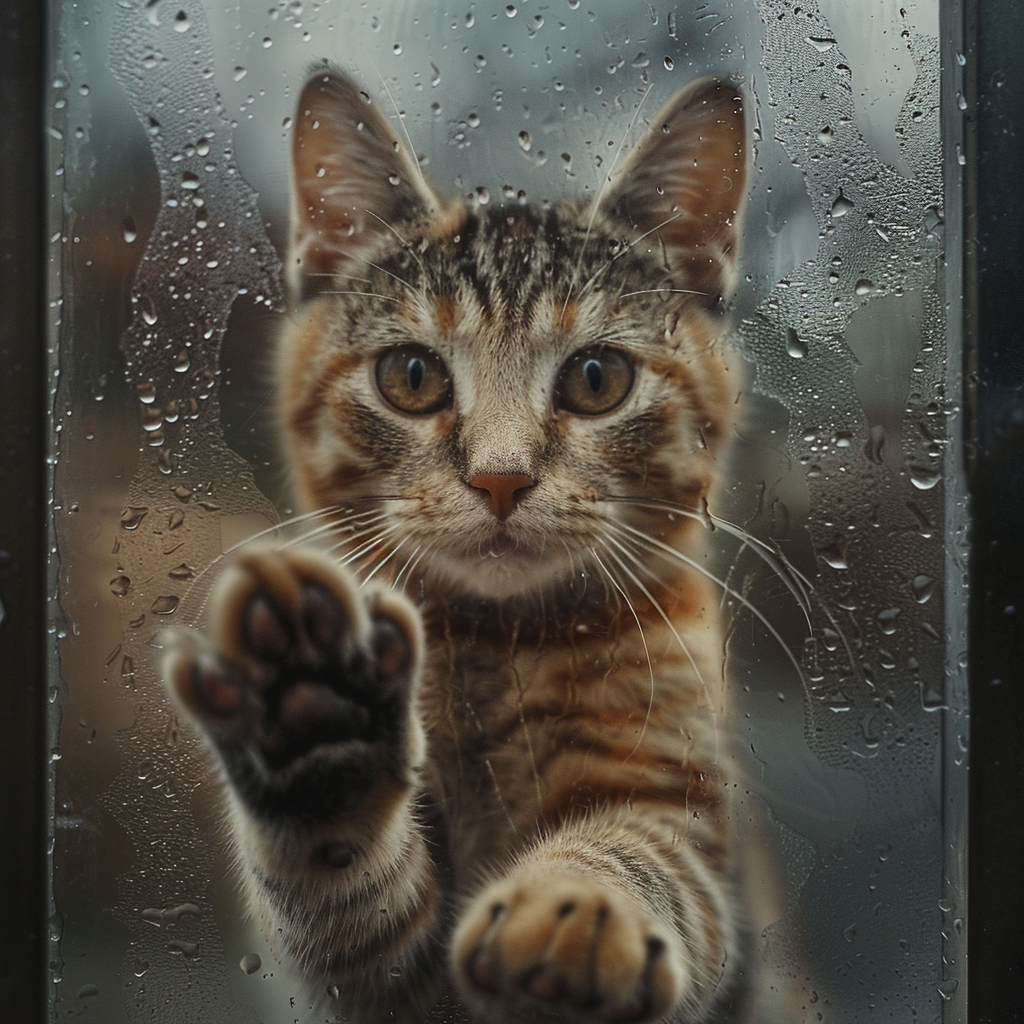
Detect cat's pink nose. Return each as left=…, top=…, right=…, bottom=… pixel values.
left=468, top=473, right=536, bottom=522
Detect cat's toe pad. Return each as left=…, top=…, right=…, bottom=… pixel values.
left=453, top=869, right=684, bottom=1023
left=164, top=545, right=421, bottom=770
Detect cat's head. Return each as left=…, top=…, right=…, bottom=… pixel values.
left=276, top=69, right=747, bottom=603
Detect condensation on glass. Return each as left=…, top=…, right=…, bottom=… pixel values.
left=47, top=0, right=967, bottom=1021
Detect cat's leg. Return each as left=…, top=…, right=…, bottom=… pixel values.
left=163, top=546, right=442, bottom=1020
left=452, top=811, right=742, bottom=1024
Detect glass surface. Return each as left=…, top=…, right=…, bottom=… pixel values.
left=47, top=0, right=967, bottom=1020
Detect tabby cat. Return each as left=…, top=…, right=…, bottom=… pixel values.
left=164, top=68, right=783, bottom=1023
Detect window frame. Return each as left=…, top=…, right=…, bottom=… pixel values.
left=1, top=0, right=1022, bottom=1019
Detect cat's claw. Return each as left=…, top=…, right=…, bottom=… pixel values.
left=164, top=545, right=424, bottom=818
left=453, top=868, right=684, bottom=1024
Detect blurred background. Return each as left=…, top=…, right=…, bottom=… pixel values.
left=47, top=0, right=965, bottom=1021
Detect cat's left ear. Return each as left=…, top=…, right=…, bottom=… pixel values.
left=288, top=70, right=444, bottom=301
left=597, top=78, right=747, bottom=303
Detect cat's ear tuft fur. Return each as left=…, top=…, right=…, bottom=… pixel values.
left=288, top=71, right=443, bottom=301
left=598, top=78, right=747, bottom=303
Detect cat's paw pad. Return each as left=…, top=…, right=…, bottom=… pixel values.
left=164, top=545, right=422, bottom=795
left=453, top=868, right=683, bottom=1023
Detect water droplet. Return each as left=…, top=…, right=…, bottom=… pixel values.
left=818, top=125, right=834, bottom=144
left=173, top=10, right=190, bottom=32
left=518, top=130, right=532, bottom=152
left=505, top=4, right=517, bottom=16
left=239, top=953, right=262, bottom=975
left=912, top=575, right=935, bottom=603
left=909, top=465, right=941, bottom=490
left=109, top=575, right=130, bottom=598
left=805, top=35, right=837, bottom=51
left=877, top=608, right=901, bottom=635
left=262, top=36, right=272, bottom=48
left=854, top=278, right=873, bottom=295
left=865, top=424, right=886, bottom=464
left=233, top=66, right=247, bottom=82
left=843, top=923, right=857, bottom=943
left=167, top=939, right=200, bottom=959
left=151, top=595, right=180, bottom=615
left=467, top=112, right=480, bottom=128
left=830, top=191, right=855, bottom=218
left=168, top=563, right=195, bottom=581
left=935, top=978, right=959, bottom=1001
left=119, top=506, right=149, bottom=530
left=785, top=327, right=808, bottom=358
left=663, top=55, right=675, bottom=71
left=174, top=350, right=191, bottom=372
left=181, top=171, right=200, bottom=190
left=389, top=964, right=402, bottom=977
left=77, top=984, right=99, bottom=1000
left=392, top=42, right=403, bottom=55
left=133, top=959, right=149, bottom=977
left=122, top=216, right=137, bottom=243
left=140, top=296, right=158, bottom=326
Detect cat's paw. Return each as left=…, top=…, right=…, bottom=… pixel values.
left=452, top=867, right=684, bottom=1024
left=163, top=545, right=424, bottom=821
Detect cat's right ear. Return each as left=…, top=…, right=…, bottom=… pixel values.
left=288, top=71, right=442, bottom=302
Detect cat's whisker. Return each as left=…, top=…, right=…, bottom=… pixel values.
left=327, top=523, right=402, bottom=564
left=360, top=538, right=408, bottom=586
left=601, top=532, right=716, bottom=710
left=363, top=209, right=428, bottom=278
left=281, top=510, right=389, bottom=551
left=617, top=288, right=710, bottom=300
left=599, top=495, right=814, bottom=626
left=318, top=289, right=403, bottom=304
left=561, top=81, right=654, bottom=321
left=362, top=259, right=422, bottom=298
left=612, top=520, right=814, bottom=707
left=590, top=545, right=655, bottom=761
left=614, top=211, right=686, bottom=261
left=185, top=506, right=345, bottom=603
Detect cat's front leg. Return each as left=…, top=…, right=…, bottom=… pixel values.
left=452, top=814, right=735, bottom=1024
left=163, top=546, right=442, bottom=1018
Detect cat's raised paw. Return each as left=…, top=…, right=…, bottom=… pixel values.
left=452, top=868, right=684, bottom=1024
left=163, top=545, right=424, bottom=819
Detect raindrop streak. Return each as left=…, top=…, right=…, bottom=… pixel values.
left=785, top=327, right=808, bottom=358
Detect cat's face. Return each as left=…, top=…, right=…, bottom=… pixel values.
left=277, top=72, right=746, bottom=602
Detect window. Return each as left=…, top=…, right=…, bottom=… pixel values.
left=0, top=0, right=1017, bottom=1020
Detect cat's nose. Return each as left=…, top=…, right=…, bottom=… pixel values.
left=468, top=473, right=536, bottom=522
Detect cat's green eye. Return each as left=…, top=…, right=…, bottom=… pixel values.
left=554, top=346, right=635, bottom=416
left=375, top=344, right=453, bottom=415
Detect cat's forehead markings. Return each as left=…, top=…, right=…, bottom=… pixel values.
left=433, top=296, right=458, bottom=337
left=559, top=299, right=578, bottom=334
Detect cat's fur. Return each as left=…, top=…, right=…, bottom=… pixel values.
left=164, top=69, right=783, bottom=1023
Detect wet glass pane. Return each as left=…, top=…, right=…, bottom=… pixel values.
left=48, top=0, right=967, bottom=1021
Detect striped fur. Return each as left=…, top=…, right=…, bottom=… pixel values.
left=164, top=70, right=792, bottom=1022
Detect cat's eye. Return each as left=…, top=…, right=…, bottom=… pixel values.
left=554, top=346, right=634, bottom=416
left=375, top=344, right=453, bottom=415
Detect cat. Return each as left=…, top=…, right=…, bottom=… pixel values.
left=164, top=67, right=784, bottom=1023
